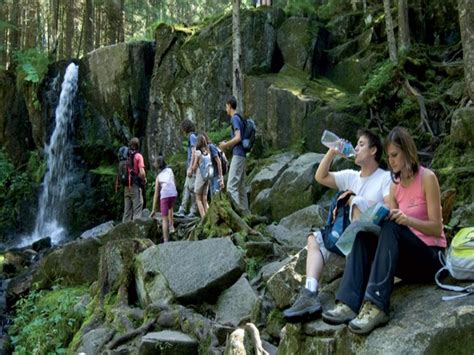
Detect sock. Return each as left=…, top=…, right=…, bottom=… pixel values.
left=305, top=277, right=318, bottom=293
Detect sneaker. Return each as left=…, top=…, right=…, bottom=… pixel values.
left=175, top=208, right=186, bottom=218
left=186, top=212, right=197, bottom=218
left=348, top=301, right=389, bottom=335
left=322, top=302, right=357, bottom=325
left=283, top=288, right=322, bottom=321
left=169, top=226, right=176, bottom=234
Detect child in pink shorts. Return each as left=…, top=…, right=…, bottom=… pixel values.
left=150, top=155, right=178, bottom=242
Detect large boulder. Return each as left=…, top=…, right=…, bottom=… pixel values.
left=32, top=237, right=102, bottom=288
left=146, top=9, right=281, bottom=160
left=215, top=276, right=258, bottom=327
left=249, top=152, right=296, bottom=200
left=277, top=17, right=320, bottom=75
left=0, top=71, right=34, bottom=163
left=267, top=204, right=325, bottom=252
left=139, top=331, right=198, bottom=355
left=84, top=41, right=155, bottom=145
left=278, top=283, right=474, bottom=354
left=135, top=238, right=244, bottom=304
left=33, top=219, right=157, bottom=288
left=269, top=153, right=325, bottom=220
left=244, top=67, right=365, bottom=154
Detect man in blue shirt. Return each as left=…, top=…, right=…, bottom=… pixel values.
left=219, top=95, right=249, bottom=213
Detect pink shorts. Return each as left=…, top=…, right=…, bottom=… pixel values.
left=160, top=196, right=176, bottom=217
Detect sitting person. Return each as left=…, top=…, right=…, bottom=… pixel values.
left=283, top=129, right=391, bottom=321
left=322, top=126, right=446, bottom=335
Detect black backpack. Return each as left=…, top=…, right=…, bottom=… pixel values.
left=321, top=190, right=354, bottom=256
left=117, top=146, right=140, bottom=187
left=216, top=147, right=228, bottom=175
left=236, top=113, right=256, bottom=153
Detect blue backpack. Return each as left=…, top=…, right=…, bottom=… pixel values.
left=321, top=190, right=354, bottom=256
left=236, top=113, right=256, bottom=153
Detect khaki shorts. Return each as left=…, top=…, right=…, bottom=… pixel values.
left=311, top=230, right=331, bottom=264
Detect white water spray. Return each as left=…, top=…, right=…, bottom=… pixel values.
left=23, top=63, right=79, bottom=246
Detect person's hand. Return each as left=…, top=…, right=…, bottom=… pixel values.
left=187, top=167, right=192, bottom=177
left=150, top=210, right=156, bottom=219
left=219, top=141, right=226, bottom=151
left=390, top=209, right=411, bottom=226
left=219, top=177, right=225, bottom=189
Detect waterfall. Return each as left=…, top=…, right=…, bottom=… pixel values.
left=24, top=63, right=79, bottom=246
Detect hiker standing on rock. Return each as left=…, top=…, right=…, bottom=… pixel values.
left=219, top=95, right=249, bottom=214
left=283, top=129, right=391, bottom=322
left=123, top=137, right=146, bottom=222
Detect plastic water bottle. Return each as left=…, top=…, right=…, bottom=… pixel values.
left=321, top=130, right=356, bottom=158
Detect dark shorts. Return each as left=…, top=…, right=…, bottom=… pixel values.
left=160, top=196, right=176, bottom=217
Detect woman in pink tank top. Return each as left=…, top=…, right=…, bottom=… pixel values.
left=323, top=127, right=446, bottom=336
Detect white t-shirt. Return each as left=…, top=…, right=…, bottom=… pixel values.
left=333, top=168, right=391, bottom=211
left=157, top=167, right=177, bottom=199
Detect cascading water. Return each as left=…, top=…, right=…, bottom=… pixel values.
left=23, top=63, right=79, bottom=246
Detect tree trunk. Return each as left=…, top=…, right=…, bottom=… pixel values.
left=64, top=0, right=74, bottom=58
left=24, top=0, right=38, bottom=48
left=232, top=0, right=244, bottom=114
left=83, top=0, right=94, bottom=55
left=9, top=0, right=21, bottom=66
left=398, top=0, right=410, bottom=52
left=104, top=0, right=121, bottom=45
left=0, top=0, right=7, bottom=66
left=95, top=3, right=101, bottom=48
left=383, top=0, right=398, bottom=63
left=458, top=0, right=474, bottom=102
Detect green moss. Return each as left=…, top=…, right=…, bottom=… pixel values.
left=90, top=165, right=116, bottom=175
left=246, top=256, right=265, bottom=280
left=432, top=140, right=474, bottom=205
left=9, top=286, right=88, bottom=355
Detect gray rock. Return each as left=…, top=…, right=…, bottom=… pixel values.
left=80, top=220, right=115, bottom=239
left=279, top=204, right=326, bottom=235
left=250, top=188, right=272, bottom=217
left=269, top=153, right=325, bottom=221
left=266, top=255, right=303, bottom=308
left=76, top=327, right=114, bottom=355
left=245, top=241, right=274, bottom=259
left=267, top=223, right=308, bottom=252
left=216, top=276, right=258, bottom=327
left=249, top=152, right=296, bottom=200
left=278, top=283, right=474, bottom=354
left=85, top=42, right=155, bottom=142
left=136, top=238, right=244, bottom=303
left=139, top=331, right=198, bottom=355
left=277, top=17, right=319, bottom=74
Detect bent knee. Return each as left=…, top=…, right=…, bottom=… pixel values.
left=307, top=233, right=321, bottom=250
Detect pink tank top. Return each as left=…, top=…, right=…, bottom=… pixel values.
left=395, top=167, right=446, bottom=247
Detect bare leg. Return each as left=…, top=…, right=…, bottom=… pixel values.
left=306, top=234, right=325, bottom=281
left=168, top=208, right=174, bottom=232
left=196, top=194, right=206, bottom=218
left=162, top=216, right=169, bottom=242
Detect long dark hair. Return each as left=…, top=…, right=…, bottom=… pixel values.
left=385, top=126, right=419, bottom=183
left=196, top=134, right=209, bottom=153
left=155, top=154, right=167, bottom=173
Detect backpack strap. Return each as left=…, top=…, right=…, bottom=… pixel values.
left=435, top=266, right=474, bottom=300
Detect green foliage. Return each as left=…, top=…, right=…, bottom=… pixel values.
left=9, top=286, right=88, bottom=355
left=246, top=256, right=265, bottom=280
left=316, top=0, right=352, bottom=20
left=284, top=0, right=320, bottom=17
left=360, top=60, right=398, bottom=106
left=13, top=49, right=50, bottom=84
left=0, top=150, right=39, bottom=238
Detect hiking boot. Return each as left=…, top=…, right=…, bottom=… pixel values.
left=175, top=208, right=186, bottom=218
left=283, top=288, right=322, bottom=321
left=322, top=302, right=357, bottom=325
left=348, top=301, right=389, bottom=335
